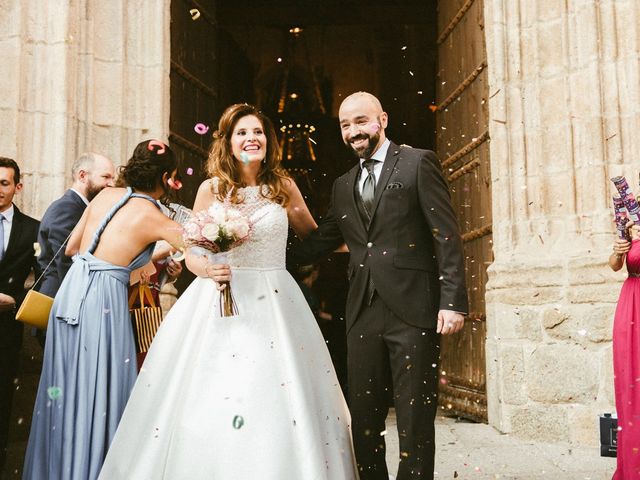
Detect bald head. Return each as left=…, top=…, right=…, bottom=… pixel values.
left=71, top=152, right=115, bottom=201
left=339, top=91, right=384, bottom=116
left=338, top=91, right=388, bottom=159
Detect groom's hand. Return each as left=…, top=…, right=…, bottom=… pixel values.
left=437, top=309, right=464, bottom=335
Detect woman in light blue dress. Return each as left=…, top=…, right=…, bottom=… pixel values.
left=23, top=140, right=194, bottom=480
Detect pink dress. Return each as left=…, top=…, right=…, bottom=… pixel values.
left=613, top=239, right=640, bottom=478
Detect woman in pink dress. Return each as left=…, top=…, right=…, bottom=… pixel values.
left=611, top=224, right=640, bottom=478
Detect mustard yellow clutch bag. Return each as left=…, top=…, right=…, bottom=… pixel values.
left=16, top=289, right=53, bottom=330
left=15, top=235, right=71, bottom=330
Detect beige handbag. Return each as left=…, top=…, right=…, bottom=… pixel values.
left=129, top=283, right=163, bottom=353
left=15, top=232, right=72, bottom=329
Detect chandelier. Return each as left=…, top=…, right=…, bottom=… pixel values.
left=276, top=27, right=326, bottom=177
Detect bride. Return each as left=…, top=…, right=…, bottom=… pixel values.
left=99, top=104, right=358, bottom=479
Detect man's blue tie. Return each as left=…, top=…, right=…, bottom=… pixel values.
left=0, top=214, right=5, bottom=261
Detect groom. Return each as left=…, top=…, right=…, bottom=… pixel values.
left=290, top=92, right=467, bottom=480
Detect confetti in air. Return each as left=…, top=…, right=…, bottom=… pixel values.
left=194, top=123, right=209, bottom=135
left=240, top=152, right=250, bottom=164
left=189, top=8, right=200, bottom=20
left=186, top=167, right=194, bottom=175
left=232, top=415, right=245, bottom=429
left=47, top=386, right=62, bottom=400
left=33, top=242, right=41, bottom=257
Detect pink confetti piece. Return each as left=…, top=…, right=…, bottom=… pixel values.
left=186, top=167, right=194, bottom=175
left=194, top=123, right=209, bottom=135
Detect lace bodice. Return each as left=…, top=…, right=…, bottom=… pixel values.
left=221, top=186, right=288, bottom=269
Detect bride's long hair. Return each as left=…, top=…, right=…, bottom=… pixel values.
left=206, top=104, right=290, bottom=206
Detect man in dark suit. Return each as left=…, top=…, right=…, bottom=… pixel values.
left=291, top=92, right=468, bottom=480
left=37, top=152, right=114, bottom=297
left=0, top=157, right=39, bottom=470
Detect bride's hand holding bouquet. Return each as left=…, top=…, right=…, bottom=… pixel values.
left=182, top=200, right=252, bottom=316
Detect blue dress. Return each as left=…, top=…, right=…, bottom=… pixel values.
left=23, top=188, right=159, bottom=480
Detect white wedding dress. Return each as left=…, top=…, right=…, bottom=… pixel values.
left=99, top=186, right=358, bottom=480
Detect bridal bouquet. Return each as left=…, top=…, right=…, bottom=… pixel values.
left=182, top=202, right=251, bottom=316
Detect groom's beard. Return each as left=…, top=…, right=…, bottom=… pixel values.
left=346, top=130, right=381, bottom=160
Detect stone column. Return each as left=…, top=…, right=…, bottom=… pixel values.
left=0, top=0, right=171, bottom=218
left=484, top=0, right=640, bottom=444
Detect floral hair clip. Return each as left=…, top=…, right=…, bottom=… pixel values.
left=148, top=140, right=166, bottom=155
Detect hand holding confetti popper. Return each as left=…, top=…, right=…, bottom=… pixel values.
left=611, top=176, right=640, bottom=225
left=613, top=196, right=631, bottom=240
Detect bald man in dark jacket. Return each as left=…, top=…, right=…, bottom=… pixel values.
left=290, top=92, right=467, bottom=480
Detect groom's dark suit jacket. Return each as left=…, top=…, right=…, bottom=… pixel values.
left=291, top=141, right=468, bottom=332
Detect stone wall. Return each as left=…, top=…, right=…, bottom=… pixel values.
left=0, top=0, right=171, bottom=218
left=484, top=0, right=640, bottom=443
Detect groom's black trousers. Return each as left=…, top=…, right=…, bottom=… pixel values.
left=347, top=294, right=440, bottom=480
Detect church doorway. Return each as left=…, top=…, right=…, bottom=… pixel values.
left=168, top=0, right=491, bottom=422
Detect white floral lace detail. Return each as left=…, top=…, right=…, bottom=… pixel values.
left=223, top=186, right=288, bottom=269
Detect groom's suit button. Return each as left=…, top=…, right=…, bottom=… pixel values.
left=367, top=242, right=373, bottom=248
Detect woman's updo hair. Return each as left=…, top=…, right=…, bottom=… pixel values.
left=117, top=140, right=177, bottom=191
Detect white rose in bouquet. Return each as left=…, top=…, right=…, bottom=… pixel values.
left=227, top=219, right=250, bottom=240
left=201, top=223, right=220, bottom=242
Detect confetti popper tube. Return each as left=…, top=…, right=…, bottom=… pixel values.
left=611, top=176, right=640, bottom=225
left=613, top=196, right=630, bottom=240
